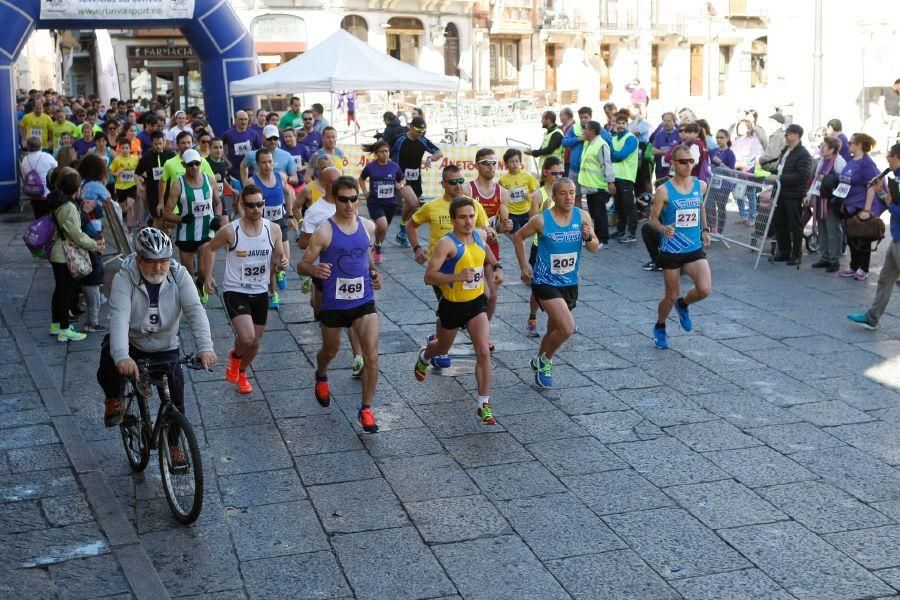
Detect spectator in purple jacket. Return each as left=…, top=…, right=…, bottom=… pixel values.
left=826, top=119, right=852, bottom=163
left=650, top=112, right=680, bottom=182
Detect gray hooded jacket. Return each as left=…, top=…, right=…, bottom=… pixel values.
left=108, top=254, right=214, bottom=362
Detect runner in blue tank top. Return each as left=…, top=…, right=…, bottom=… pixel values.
left=514, top=177, right=601, bottom=387
left=648, top=144, right=713, bottom=349
left=250, top=148, right=297, bottom=309
left=298, top=176, right=381, bottom=433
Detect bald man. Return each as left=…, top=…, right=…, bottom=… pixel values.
left=221, top=110, right=262, bottom=179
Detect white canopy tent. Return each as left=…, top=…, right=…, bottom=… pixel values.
left=230, top=29, right=460, bottom=130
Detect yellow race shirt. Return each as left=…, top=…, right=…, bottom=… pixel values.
left=50, top=120, right=76, bottom=149
left=20, top=113, right=53, bottom=148
left=110, top=155, right=140, bottom=190
left=499, top=171, right=539, bottom=215
left=439, top=232, right=487, bottom=302
left=411, top=196, right=489, bottom=253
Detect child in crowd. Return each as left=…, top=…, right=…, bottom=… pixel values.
left=109, top=136, right=138, bottom=227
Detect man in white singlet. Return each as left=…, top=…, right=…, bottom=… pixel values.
left=200, top=184, right=288, bottom=394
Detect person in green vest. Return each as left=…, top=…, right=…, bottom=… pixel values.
left=578, top=121, right=617, bottom=246
left=524, top=111, right=564, bottom=169
left=562, top=106, right=594, bottom=203
left=609, top=111, right=640, bottom=243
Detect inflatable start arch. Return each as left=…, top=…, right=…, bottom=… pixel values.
left=0, top=0, right=257, bottom=209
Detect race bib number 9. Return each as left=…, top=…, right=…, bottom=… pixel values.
left=264, top=204, right=284, bottom=221
left=675, top=208, right=699, bottom=228
left=462, top=266, right=484, bottom=290
left=142, top=305, right=161, bottom=333
left=550, top=252, right=577, bottom=275
left=833, top=182, right=851, bottom=198
left=377, top=183, right=394, bottom=199
left=241, top=262, right=267, bottom=285
left=336, top=277, right=364, bottom=300
left=234, top=141, right=252, bottom=156
left=404, top=168, right=420, bottom=181
left=192, top=201, right=212, bottom=217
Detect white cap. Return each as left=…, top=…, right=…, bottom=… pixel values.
left=182, top=148, right=202, bottom=164
left=263, top=124, right=280, bottom=139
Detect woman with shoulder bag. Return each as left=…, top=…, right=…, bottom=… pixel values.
left=808, top=136, right=846, bottom=272
left=49, top=168, right=105, bottom=343
left=835, top=133, right=886, bottom=280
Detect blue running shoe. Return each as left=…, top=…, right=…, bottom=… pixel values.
left=534, top=354, right=553, bottom=388
left=269, top=292, right=280, bottom=310
left=530, top=355, right=539, bottom=372
left=674, top=299, right=692, bottom=331
left=847, top=313, right=876, bottom=330
left=275, top=270, right=287, bottom=290
left=395, top=225, right=410, bottom=248
left=653, top=326, right=669, bottom=349
left=426, top=335, right=451, bottom=368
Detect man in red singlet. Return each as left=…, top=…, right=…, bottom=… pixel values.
left=469, top=148, right=512, bottom=324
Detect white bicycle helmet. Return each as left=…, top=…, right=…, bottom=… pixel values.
left=135, top=227, right=173, bottom=260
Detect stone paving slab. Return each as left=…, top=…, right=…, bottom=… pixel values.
left=4, top=208, right=900, bottom=598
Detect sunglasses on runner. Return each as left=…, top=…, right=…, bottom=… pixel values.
left=674, top=158, right=695, bottom=165
left=185, top=161, right=201, bottom=167
left=477, top=160, right=498, bottom=166
left=243, top=201, right=265, bottom=208
left=303, top=117, right=313, bottom=121
left=443, top=177, right=466, bottom=185
left=335, top=194, right=359, bottom=203
left=547, top=170, right=565, bottom=177
left=412, top=127, right=426, bottom=133
left=266, top=136, right=279, bottom=141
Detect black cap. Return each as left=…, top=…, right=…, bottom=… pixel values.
left=769, top=112, right=785, bottom=124
left=785, top=124, right=804, bottom=136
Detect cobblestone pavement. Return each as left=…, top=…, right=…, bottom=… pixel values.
left=2, top=208, right=900, bottom=600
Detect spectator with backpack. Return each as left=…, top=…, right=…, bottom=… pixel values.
left=21, top=136, right=57, bottom=218
left=49, top=168, right=105, bottom=343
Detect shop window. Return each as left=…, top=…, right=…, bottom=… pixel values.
left=490, top=40, right=519, bottom=84
left=386, top=17, right=423, bottom=66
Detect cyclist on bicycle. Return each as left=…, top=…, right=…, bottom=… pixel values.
left=97, top=228, right=216, bottom=465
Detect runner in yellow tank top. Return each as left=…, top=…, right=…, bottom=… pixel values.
left=524, top=156, right=565, bottom=337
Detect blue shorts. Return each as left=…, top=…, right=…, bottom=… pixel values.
left=367, top=202, right=397, bottom=223
left=510, top=213, right=530, bottom=233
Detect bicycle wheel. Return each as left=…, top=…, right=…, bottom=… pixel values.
left=158, top=410, right=204, bottom=524
left=805, top=233, right=820, bottom=254
left=119, top=385, right=150, bottom=472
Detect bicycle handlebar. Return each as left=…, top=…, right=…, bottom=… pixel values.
left=136, top=354, right=208, bottom=375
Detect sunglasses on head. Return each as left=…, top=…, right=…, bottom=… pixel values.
left=444, top=177, right=466, bottom=185
left=243, top=201, right=265, bottom=208
left=477, top=159, right=497, bottom=166
left=674, top=158, right=695, bottom=165
left=336, top=194, right=359, bottom=203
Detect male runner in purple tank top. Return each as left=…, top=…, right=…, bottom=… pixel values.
left=297, top=176, right=382, bottom=433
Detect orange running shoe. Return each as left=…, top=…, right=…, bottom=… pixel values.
left=314, top=377, right=331, bottom=407
left=237, top=371, right=253, bottom=394
left=226, top=350, right=240, bottom=383
left=358, top=406, right=379, bottom=433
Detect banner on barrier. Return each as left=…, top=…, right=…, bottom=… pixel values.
left=40, top=0, right=194, bottom=20
left=336, top=145, right=532, bottom=199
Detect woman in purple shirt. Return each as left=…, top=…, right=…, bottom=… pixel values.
left=837, top=133, right=886, bottom=280
left=709, top=129, right=737, bottom=234
left=358, top=140, right=406, bottom=264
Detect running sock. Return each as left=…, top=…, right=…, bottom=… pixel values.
left=400, top=220, right=406, bottom=228
left=529, top=314, right=537, bottom=320
left=478, top=396, right=490, bottom=407
left=677, top=297, right=688, bottom=310
left=315, top=372, right=327, bottom=382
left=655, top=322, right=666, bottom=329
left=374, top=243, right=382, bottom=251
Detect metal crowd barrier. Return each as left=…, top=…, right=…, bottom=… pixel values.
left=706, top=166, right=782, bottom=270
left=103, top=199, right=134, bottom=266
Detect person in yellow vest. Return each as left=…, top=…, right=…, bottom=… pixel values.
left=609, top=111, right=640, bottom=243
left=578, top=121, right=617, bottom=246
left=561, top=106, right=594, bottom=207
left=524, top=111, right=564, bottom=169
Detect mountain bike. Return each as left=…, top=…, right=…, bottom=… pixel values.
left=119, top=354, right=205, bottom=524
